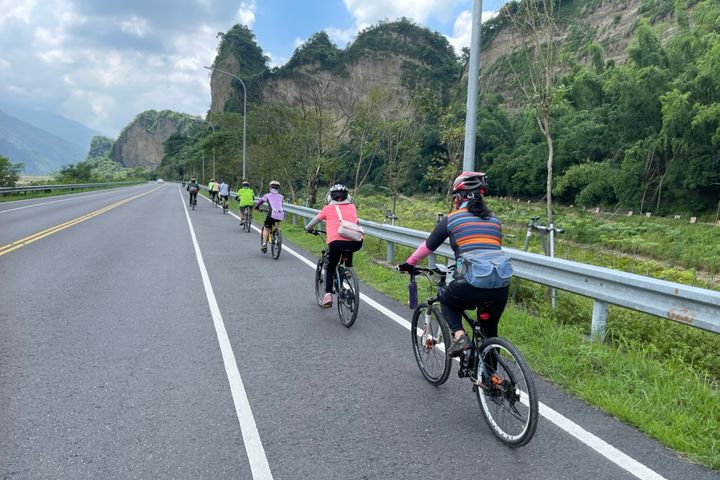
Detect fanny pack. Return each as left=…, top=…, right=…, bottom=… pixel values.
left=456, top=250, right=513, bottom=289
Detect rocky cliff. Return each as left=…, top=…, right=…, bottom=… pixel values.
left=110, top=110, right=198, bottom=168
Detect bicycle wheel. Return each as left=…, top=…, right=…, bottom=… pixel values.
left=314, top=255, right=326, bottom=306
left=475, top=336, right=538, bottom=447
left=271, top=229, right=282, bottom=260
left=244, top=208, right=252, bottom=232
left=410, top=303, right=451, bottom=385
left=336, top=267, right=360, bottom=328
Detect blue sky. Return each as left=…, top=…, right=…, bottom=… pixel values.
left=0, top=0, right=506, bottom=137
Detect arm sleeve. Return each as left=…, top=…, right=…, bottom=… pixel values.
left=406, top=242, right=432, bottom=266
left=405, top=218, right=448, bottom=265
left=305, top=208, right=327, bottom=230
left=253, top=194, right=266, bottom=208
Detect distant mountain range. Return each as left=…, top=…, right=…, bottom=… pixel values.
left=0, top=107, right=101, bottom=174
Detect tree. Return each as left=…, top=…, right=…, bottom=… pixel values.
left=503, top=0, right=564, bottom=224
left=0, top=155, right=23, bottom=187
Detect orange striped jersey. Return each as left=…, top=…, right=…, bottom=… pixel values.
left=426, top=207, right=502, bottom=256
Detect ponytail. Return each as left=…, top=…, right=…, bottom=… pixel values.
left=467, top=195, right=492, bottom=219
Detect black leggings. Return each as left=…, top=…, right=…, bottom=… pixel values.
left=188, top=191, right=197, bottom=204
left=325, top=240, right=363, bottom=293
left=440, top=281, right=509, bottom=337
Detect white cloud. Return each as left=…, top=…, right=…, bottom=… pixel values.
left=446, top=9, right=498, bottom=54
left=0, top=0, right=36, bottom=24
left=343, top=0, right=465, bottom=29
left=325, top=27, right=356, bottom=47
left=266, top=52, right=287, bottom=68
left=120, top=16, right=148, bottom=37
left=236, top=0, right=256, bottom=27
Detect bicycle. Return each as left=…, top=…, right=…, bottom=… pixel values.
left=309, top=230, right=360, bottom=328
left=403, top=264, right=538, bottom=447
left=189, top=192, right=197, bottom=210
left=261, top=222, right=282, bottom=260
left=240, top=206, right=252, bottom=232
left=221, top=195, right=229, bottom=214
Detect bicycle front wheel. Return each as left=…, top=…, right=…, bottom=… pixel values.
left=410, top=303, right=451, bottom=385
left=475, top=336, right=538, bottom=447
left=336, top=267, right=359, bottom=328
left=314, top=256, right=326, bottom=306
left=271, top=229, right=282, bottom=260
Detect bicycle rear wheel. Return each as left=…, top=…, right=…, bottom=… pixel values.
left=314, top=255, right=326, bottom=305
left=271, top=229, right=282, bottom=260
left=410, top=303, right=451, bottom=385
left=244, top=208, right=252, bottom=232
left=336, top=267, right=359, bottom=328
left=475, top=336, right=538, bottom=447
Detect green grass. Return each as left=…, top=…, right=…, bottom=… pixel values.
left=280, top=219, right=720, bottom=470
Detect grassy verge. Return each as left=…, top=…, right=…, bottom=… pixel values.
left=280, top=220, right=720, bottom=470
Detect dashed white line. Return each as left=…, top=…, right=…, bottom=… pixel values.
left=0, top=185, right=146, bottom=214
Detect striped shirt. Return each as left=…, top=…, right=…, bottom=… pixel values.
left=426, top=207, right=502, bottom=257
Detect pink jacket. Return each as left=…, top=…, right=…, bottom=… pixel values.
left=305, top=201, right=359, bottom=243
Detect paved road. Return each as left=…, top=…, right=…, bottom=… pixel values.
left=1, top=184, right=717, bottom=479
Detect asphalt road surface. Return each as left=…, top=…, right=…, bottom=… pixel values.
left=1, top=184, right=717, bottom=479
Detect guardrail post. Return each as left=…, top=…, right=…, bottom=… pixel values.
left=591, top=300, right=608, bottom=342
left=293, top=213, right=297, bottom=226
left=386, top=241, right=395, bottom=264
left=428, top=253, right=437, bottom=269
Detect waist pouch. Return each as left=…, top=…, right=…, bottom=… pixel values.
left=456, top=250, right=513, bottom=289
left=271, top=209, right=285, bottom=221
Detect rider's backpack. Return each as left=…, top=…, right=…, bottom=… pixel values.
left=456, top=250, right=513, bottom=289
left=188, top=184, right=198, bottom=193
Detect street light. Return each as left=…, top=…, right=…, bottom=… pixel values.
left=204, top=65, right=247, bottom=180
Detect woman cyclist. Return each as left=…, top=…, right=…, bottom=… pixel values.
left=398, top=172, right=509, bottom=357
left=254, top=180, right=285, bottom=253
left=304, top=184, right=363, bottom=308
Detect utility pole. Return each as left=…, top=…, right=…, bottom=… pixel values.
left=462, top=0, right=483, bottom=172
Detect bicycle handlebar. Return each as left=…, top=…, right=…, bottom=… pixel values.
left=307, top=229, right=326, bottom=236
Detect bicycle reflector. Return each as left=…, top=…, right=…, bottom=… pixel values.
left=479, top=312, right=491, bottom=321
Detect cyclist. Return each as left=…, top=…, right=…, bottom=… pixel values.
left=218, top=179, right=230, bottom=209
left=305, top=184, right=363, bottom=308
left=186, top=176, right=199, bottom=206
left=254, top=180, right=285, bottom=253
left=398, top=172, right=509, bottom=357
left=208, top=178, right=217, bottom=203
left=237, top=180, right=255, bottom=224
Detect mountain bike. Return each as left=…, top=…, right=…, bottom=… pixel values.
left=189, top=191, right=197, bottom=210
left=309, top=230, right=360, bottom=328
left=221, top=195, right=229, bottom=214
left=402, top=264, right=538, bottom=447
left=261, top=223, right=282, bottom=260
left=240, top=206, right=252, bottom=232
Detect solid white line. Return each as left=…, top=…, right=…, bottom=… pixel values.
left=215, top=195, right=666, bottom=480
left=178, top=187, right=273, bottom=480
left=0, top=184, right=146, bottom=213
left=260, top=221, right=668, bottom=480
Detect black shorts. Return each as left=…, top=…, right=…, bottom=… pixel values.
left=264, top=214, right=280, bottom=228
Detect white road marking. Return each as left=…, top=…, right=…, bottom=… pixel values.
left=178, top=187, right=273, bottom=480
left=211, top=191, right=667, bottom=480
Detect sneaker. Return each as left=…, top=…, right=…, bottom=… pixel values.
left=261, top=243, right=267, bottom=253
left=448, top=333, right=470, bottom=357
left=321, top=293, right=333, bottom=308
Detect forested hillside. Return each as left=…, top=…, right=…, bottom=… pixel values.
left=155, top=0, right=720, bottom=216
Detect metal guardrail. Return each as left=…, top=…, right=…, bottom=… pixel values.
left=283, top=203, right=720, bottom=340
left=0, top=181, right=142, bottom=195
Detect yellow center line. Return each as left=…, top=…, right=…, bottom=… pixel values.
left=0, top=186, right=162, bottom=257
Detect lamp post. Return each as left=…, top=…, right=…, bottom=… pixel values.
left=204, top=66, right=247, bottom=180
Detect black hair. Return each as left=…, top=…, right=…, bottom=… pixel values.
left=466, top=193, right=492, bottom=219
